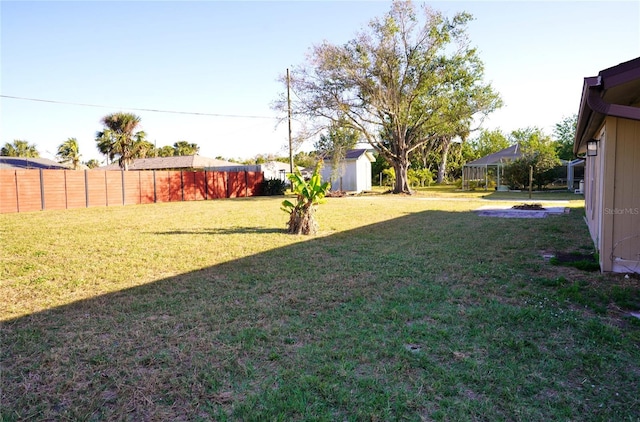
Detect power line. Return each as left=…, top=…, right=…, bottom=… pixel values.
left=0, top=94, right=276, bottom=120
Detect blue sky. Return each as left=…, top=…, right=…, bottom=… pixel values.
left=1, top=1, right=639, bottom=163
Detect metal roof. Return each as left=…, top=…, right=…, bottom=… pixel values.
left=464, top=144, right=522, bottom=167
left=321, top=148, right=376, bottom=162
left=344, top=149, right=371, bottom=159
left=0, top=157, right=71, bottom=170
left=101, top=155, right=237, bottom=170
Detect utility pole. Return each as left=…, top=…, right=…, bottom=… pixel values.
left=287, top=68, right=294, bottom=181
left=529, top=165, right=533, bottom=199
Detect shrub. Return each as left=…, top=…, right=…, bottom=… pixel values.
left=408, top=167, right=433, bottom=187
left=262, top=178, right=287, bottom=196
left=382, top=168, right=395, bottom=187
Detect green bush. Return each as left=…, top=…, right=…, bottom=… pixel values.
left=381, top=168, right=395, bottom=187
left=261, top=178, right=287, bottom=196
left=408, top=167, right=433, bottom=187
left=502, top=156, right=562, bottom=190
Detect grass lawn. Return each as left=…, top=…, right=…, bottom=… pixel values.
left=1, top=194, right=639, bottom=421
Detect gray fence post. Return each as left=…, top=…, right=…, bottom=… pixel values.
left=84, top=170, right=89, bottom=208
left=64, top=170, right=68, bottom=210
left=39, top=168, right=45, bottom=210
left=121, top=170, right=125, bottom=205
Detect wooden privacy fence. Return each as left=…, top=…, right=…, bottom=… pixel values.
left=0, top=169, right=264, bottom=213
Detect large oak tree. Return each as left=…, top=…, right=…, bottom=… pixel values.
left=279, top=1, right=500, bottom=193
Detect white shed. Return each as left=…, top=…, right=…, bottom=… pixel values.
left=321, top=149, right=376, bottom=193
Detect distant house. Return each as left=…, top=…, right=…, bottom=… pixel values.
left=259, top=161, right=291, bottom=181
left=206, top=160, right=312, bottom=182
left=101, top=155, right=237, bottom=171
left=0, top=157, right=71, bottom=170
left=207, top=160, right=291, bottom=181
left=574, top=57, right=640, bottom=274
left=320, top=149, right=376, bottom=193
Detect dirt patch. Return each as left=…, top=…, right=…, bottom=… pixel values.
left=475, top=204, right=568, bottom=218
left=553, top=252, right=596, bottom=263
left=512, top=203, right=546, bottom=210
left=550, top=252, right=600, bottom=271
left=326, top=190, right=347, bottom=198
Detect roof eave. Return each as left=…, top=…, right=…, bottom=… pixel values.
left=574, top=58, right=640, bottom=155
left=574, top=77, right=602, bottom=155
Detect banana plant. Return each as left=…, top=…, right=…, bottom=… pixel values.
left=281, top=161, right=331, bottom=235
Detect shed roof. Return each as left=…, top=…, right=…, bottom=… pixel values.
left=101, top=155, right=236, bottom=170
left=0, top=157, right=71, bottom=170
left=322, top=148, right=376, bottom=162
left=575, top=56, right=640, bottom=154
left=464, top=144, right=522, bottom=167
left=345, top=149, right=372, bottom=160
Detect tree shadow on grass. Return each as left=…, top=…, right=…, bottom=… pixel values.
left=153, top=226, right=286, bottom=235
left=2, top=207, right=637, bottom=421
left=480, top=190, right=579, bottom=202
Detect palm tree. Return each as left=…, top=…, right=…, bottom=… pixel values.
left=132, top=131, right=156, bottom=158
left=57, top=138, right=82, bottom=170
left=99, top=112, right=144, bottom=170
left=84, top=159, right=101, bottom=169
left=173, top=140, right=199, bottom=156
left=136, top=141, right=156, bottom=158
left=1, top=140, right=40, bottom=157
left=156, top=145, right=175, bottom=157
left=95, top=129, right=116, bottom=164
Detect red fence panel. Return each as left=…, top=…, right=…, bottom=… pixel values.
left=42, top=170, right=66, bottom=210
left=169, top=171, right=182, bottom=202
left=207, top=171, right=227, bottom=199
left=87, top=171, right=107, bottom=207
left=154, top=171, right=170, bottom=203
left=183, top=172, right=196, bottom=201
left=194, top=172, right=206, bottom=201
left=123, top=171, right=141, bottom=205
left=15, top=170, right=42, bottom=212
left=0, top=171, right=19, bottom=213
left=106, top=171, right=123, bottom=206
left=228, top=171, right=246, bottom=198
left=247, top=171, right=264, bottom=197
left=140, top=171, right=155, bottom=204
left=0, top=169, right=263, bottom=213
left=204, top=172, right=214, bottom=199
left=65, top=171, right=86, bottom=209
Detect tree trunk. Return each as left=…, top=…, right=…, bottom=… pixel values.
left=287, top=205, right=318, bottom=235
left=392, top=158, right=411, bottom=194
left=437, top=138, right=451, bottom=184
